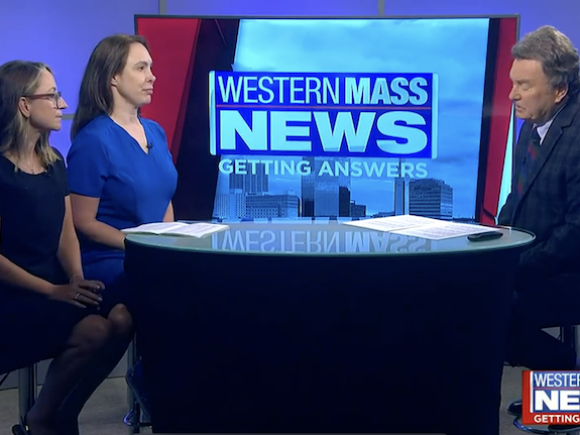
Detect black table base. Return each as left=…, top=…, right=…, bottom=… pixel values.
left=127, top=243, right=517, bottom=435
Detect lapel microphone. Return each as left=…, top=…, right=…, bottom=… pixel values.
left=146, top=142, right=154, bottom=150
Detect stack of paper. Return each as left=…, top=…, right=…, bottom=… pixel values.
left=121, top=222, right=229, bottom=238
left=343, top=215, right=497, bottom=240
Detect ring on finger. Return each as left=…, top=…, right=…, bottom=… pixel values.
left=74, top=292, right=81, bottom=301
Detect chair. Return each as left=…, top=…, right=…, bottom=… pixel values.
left=123, top=340, right=151, bottom=433
left=0, top=362, right=37, bottom=426
left=512, top=325, right=580, bottom=434
left=0, top=363, right=38, bottom=435
left=17, top=365, right=37, bottom=424
left=2, top=351, right=144, bottom=435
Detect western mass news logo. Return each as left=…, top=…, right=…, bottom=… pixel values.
left=522, top=371, right=580, bottom=425
left=209, top=71, right=438, bottom=158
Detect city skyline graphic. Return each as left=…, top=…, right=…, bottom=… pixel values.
left=212, top=18, right=490, bottom=220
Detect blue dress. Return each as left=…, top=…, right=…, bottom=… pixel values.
left=67, top=115, right=178, bottom=311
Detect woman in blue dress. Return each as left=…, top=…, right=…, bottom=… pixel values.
left=67, top=34, right=178, bottom=313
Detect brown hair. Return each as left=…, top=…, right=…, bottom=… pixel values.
left=512, top=25, right=580, bottom=96
left=71, top=34, right=150, bottom=139
left=0, top=60, right=59, bottom=168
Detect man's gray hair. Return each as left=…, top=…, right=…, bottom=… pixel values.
left=512, top=25, right=580, bottom=95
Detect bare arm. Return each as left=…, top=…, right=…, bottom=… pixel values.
left=0, top=217, right=54, bottom=295
left=163, top=201, right=175, bottom=222
left=57, top=196, right=84, bottom=281
left=70, top=193, right=125, bottom=251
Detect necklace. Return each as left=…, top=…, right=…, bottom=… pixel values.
left=16, top=156, right=40, bottom=174
left=5, top=152, right=42, bottom=174
left=23, top=161, right=37, bottom=174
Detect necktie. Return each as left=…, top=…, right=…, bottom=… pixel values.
left=515, top=127, right=541, bottom=198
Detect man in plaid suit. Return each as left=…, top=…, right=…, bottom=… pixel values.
left=498, top=26, right=580, bottom=372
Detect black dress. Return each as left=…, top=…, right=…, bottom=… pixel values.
left=0, top=150, right=95, bottom=374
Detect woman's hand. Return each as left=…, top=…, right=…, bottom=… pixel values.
left=48, top=278, right=105, bottom=308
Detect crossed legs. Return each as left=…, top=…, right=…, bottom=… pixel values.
left=25, top=304, right=133, bottom=435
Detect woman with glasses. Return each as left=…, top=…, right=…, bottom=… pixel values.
left=0, top=61, right=133, bottom=435
left=66, top=34, right=177, bottom=315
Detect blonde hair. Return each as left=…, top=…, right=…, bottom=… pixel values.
left=0, top=60, right=60, bottom=169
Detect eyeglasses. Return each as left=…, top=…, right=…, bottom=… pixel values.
left=23, top=91, right=63, bottom=107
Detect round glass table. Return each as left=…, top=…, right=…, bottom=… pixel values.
left=126, top=220, right=534, bottom=255
left=125, top=221, right=534, bottom=435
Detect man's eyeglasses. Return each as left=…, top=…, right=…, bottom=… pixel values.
left=24, top=91, right=63, bottom=107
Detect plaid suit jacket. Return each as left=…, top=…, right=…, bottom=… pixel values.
left=498, top=94, right=580, bottom=278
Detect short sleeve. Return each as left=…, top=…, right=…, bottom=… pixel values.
left=66, top=132, right=110, bottom=198
left=50, top=147, right=70, bottom=196
left=147, top=119, right=166, bottom=139
left=0, top=158, right=8, bottom=216
left=0, top=172, right=3, bottom=216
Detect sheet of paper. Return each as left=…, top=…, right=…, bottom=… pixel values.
left=166, top=222, right=229, bottom=237
left=391, top=222, right=495, bottom=240
left=343, top=215, right=441, bottom=232
left=122, top=222, right=228, bottom=237
left=122, top=222, right=185, bottom=234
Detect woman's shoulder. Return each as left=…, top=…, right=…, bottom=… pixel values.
left=141, top=118, right=167, bottom=139
left=140, top=117, right=162, bottom=129
left=48, top=147, right=67, bottom=175
left=50, top=146, right=65, bottom=160
left=0, top=153, right=14, bottom=176
left=69, top=116, right=114, bottom=153
left=75, top=115, right=114, bottom=137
